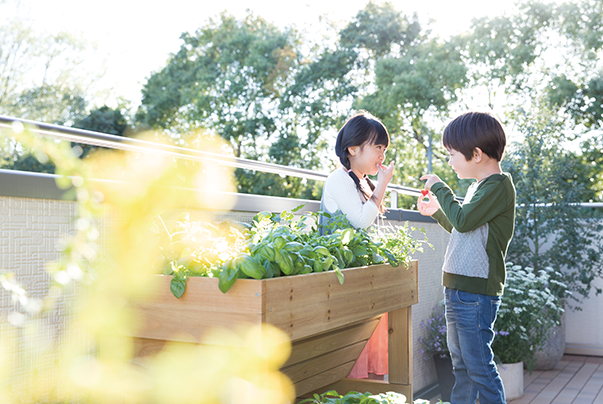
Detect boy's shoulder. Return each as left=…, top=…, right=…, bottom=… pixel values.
left=475, top=172, right=516, bottom=201
left=479, top=172, right=514, bottom=189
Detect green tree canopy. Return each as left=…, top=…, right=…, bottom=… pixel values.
left=137, top=12, right=299, bottom=159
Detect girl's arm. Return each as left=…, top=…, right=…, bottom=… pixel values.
left=369, top=162, right=394, bottom=208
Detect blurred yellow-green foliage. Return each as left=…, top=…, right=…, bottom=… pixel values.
left=0, top=122, right=294, bottom=404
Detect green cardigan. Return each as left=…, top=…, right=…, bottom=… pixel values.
left=431, top=172, right=516, bottom=296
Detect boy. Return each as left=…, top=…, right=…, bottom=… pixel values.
left=418, top=111, right=516, bottom=404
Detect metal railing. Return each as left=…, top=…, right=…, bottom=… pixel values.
left=0, top=115, right=423, bottom=207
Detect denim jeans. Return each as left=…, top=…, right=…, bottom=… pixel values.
left=445, top=287, right=506, bottom=404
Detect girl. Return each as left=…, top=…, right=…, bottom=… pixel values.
left=320, top=110, right=395, bottom=379
left=321, top=111, right=395, bottom=230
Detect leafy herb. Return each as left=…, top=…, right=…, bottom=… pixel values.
left=157, top=206, right=428, bottom=297
left=298, top=389, right=409, bottom=404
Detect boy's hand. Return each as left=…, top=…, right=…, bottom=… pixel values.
left=420, top=174, right=442, bottom=190
left=417, top=189, right=440, bottom=216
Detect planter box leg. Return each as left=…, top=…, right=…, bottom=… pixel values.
left=306, top=307, right=413, bottom=402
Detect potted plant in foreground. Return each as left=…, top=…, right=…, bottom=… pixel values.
left=131, top=206, right=429, bottom=399
left=492, top=263, right=567, bottom=400
left=418, top=301, right=454, bottom=403
left=154, top=206, right=421, bottom=297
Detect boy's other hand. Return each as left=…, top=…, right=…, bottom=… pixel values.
left=417, top=189, right=440, bottom=216
left=420, top=174, right=442, bottom=190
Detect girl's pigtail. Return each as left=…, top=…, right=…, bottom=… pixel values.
left=348, top=171, right=371, bottom=202
left=364, top=176, right=386, bottom=214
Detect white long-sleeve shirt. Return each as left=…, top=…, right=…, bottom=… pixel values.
left=320, top=168, right=379, bottom=229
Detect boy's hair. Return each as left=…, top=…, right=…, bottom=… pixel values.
left=442, top=111, right=506, bottom=162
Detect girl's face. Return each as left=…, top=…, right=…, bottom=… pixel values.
left=349, top=141, right=387, bottom=176
left=447, top=147, right=475, bottom=179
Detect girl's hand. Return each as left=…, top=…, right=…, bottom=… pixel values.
left=377, top=161, right=394, bottom=185
left=417, top=190, right=440, bottom=216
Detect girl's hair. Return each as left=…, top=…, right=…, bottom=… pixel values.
left=335, top=111, right=390, bottom=213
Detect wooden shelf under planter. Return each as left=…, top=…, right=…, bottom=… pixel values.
left=130, top=261, right=418, bottom=401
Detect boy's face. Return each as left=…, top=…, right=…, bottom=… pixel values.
left=446, top=147, right=476, bottom=179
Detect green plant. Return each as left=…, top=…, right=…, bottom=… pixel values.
left=298, top=390, right=408, bottom=404
left=417, top=300, right=448, bottom=360
left=158, top=206, right=416, bottom=296
left=492, top=263, right=568, bottom=371
left=374, top=222, right=432, bottom=266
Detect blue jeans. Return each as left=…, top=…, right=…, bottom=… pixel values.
left=445, top=287, right=506, bottom=404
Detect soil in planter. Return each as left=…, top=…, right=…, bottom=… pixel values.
left=433, top=354, right=455, bottom=402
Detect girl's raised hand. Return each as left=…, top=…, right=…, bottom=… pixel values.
left=417, top=189, right=440, bottom=216
left=377, top=161, right=395, bottom=185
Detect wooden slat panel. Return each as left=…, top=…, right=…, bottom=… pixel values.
left=388, top=307, right=412, bottom=386
left=133, top=275, right=264, bottom=313
left=132, top=309, right=263, bottom=342
left=285, top=317, right=381, bottom=367
left=265, top=263, right=418, bottom=341
left=133, top=337, right=166, bottom=357
left=283, top=341, right=366, bottom=383
left=293, top=362, right=356, bottom=397
left=131, top=276, right=264, bottom=341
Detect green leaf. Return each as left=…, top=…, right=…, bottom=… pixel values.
left=381, top=249, right=399, bottom=267
left=292, top=203, right=307, bottom=213
left=253, top=211, right=272, bottom=223
left=260, top=244, right=276, bottom=261
left=218, top=266, right=238, bottom=293
left=352, top=245, right=368, bottom=256
left=341, top=228, right=355, bottom=244
left=283, top=241, right=304, bottom=252
left=372, top=253, right=385, bottom=264
left=335, top=268, right=345, bottom=285
left=170, top=277, right=186, bottom=299
left=276, top=251, right=294, bottom=275
left=313, top=246, right=330, bottom=256
left=238, top=254, right=265, bottom=279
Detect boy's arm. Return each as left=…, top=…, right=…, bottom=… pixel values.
left=431, top=178, right=512, bottom=233
left=432, top=209, right=454, bottom=233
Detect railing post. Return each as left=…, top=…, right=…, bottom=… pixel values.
left=390, top=190, right=398, bottom=209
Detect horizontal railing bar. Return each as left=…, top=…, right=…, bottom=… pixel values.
left=0, top=115, right=423, bottom=198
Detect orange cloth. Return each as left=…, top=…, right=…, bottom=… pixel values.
left=348, top=313, right=388, bottom=378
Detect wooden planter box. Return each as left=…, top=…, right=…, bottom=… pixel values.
left=131, top=261, right=418, bottom=401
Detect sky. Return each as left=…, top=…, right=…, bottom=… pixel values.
left=15, top=0, right=523, bottom=107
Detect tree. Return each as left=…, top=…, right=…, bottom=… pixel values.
left=1, top=2, right=106, bottom=172
left=137, top=12, right=299, bottom=158
left=0, top=14, right=94, bottom=124
left=72, top=105, right=132, bottom=158
left=136, top=12, right=315, bottom=198
left=333, top=3, right=468, bottom=202
left=461, top=1, right=553, bottom=108
left=503, top=105, right=603, bottom=307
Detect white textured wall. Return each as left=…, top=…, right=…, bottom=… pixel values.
left=399, top=220, right=450, bottom=393
left=565, top=274, right=603, bottom=356
left=0, top=195, right=451, bottom=396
